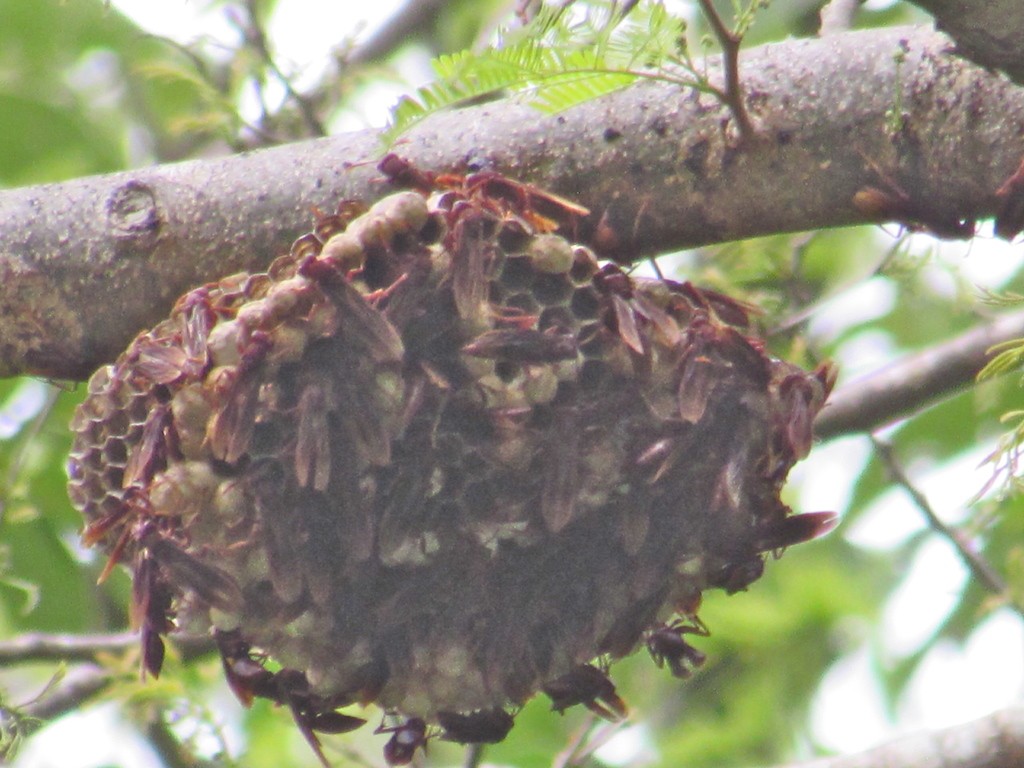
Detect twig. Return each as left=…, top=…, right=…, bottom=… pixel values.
left=815, top=308, right=1024, bottom=440
left=139, top=32, right=284, bottom=153
left=3, top=384, right=59, bottom=487
left=463, top=742, right=485, bottom=768
left=550, top=719, right=627, bottom=768
left=143, top=712, right=217, bottom=768
left=870, top=436, right=1018, bottom=614
left=332, top=742, right=381, bottom=768
left=1, top=383, right=60, bottom=528
left=819, top=0, right=862, bottom=35
left=20, top=665, right=113, bottom=721
left=348, top=0, right=451, bottom=65
left=551, top=714, right=595, bottom=768
left=0, top=668, right=113, bottom=762
left=237, top=0, right=326, bottom=138
left=0, top=631, right=214, bottom=665
left=565, top=720, right=627, bottom=766
left=697, top=0, right=756, bottom=143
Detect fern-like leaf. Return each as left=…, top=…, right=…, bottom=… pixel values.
left=382, top=0, right=715, bottom=146
left=529, top=69, right=638, bottom=113
left=978, top=339, right=1024, bottom=382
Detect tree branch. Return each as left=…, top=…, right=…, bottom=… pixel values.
left=2, top=25, right=1024, bottom=378
left=870, top=436, right=1018, bottom=615
left=142, top=713, right=216, bottom=768
left=790, top=706, right=1024, bottom=768
left=907, top=0, right=1024, bottom=86
left=20, top=666, right=114, bottom=722
left=234, top=0, right=327, bottom=138
left=0, top=631, right=213, bottom=665
left=347, top=0, right=452, bottom=65
left=815, top=308, right=1024, bottom=440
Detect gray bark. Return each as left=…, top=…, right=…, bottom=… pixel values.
left=2, top=25, right=1024, bottom=379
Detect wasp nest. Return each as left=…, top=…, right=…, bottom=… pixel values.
left=68, top=167, right=835, bottom=765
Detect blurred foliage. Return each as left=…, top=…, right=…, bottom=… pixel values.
left=0, top=0, right=225, bottom=181
left=1, top=1, right=1022, bottom=767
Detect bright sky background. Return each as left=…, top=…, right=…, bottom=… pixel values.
left=13, top=2, right=1024, bottom=766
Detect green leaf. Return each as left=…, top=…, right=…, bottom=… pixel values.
left=978, top=340, right=1024, bottom=381
left=383, top=0, right=715, bottom=145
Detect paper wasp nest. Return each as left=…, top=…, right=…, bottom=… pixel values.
left=68, top=169, right=835, bottom=764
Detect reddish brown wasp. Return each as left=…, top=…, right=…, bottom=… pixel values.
left=542, top=663, right=628, bottom=722
left=378, top=153, right=589, bottom=234
left=591, top=263, right=647, bottom=354
left=216, top=630, right=365, bottom=768
left=85, top=487, right=240, bottom=679
left=297, top=258, right=405, bottom=363
left=630, top=289, right=682, bottom=346
left=461, top=328, right=578, bottom=364
left=675, top=337, right=717, bottom=424
left=437, top=708, right=515, bottom=744
left=133, top=291, right=213, bottom=386
left=852, top=154, right=975, bottom=239
left=377, top=716, right=429, bottom=766
left=131, top=549, right=173, bottom=679
left=995, top=156, right=1024, bottom=240
left=592, top=264, right=701, bottom=359
left=294, top=384, right=331, bottom=491
left=672, top=281, right=755, bottom=328
left=646, top=619, right=708, bottom=679
left=707, top=555, right=765, bottom=594
left=275, top=668, right=366, bottom=767
left=206, top=329, right=273, bottom=464
left=766, top=364, right=835, bottom=480
left=120, top=402, right=173, bottom=490
left=216, top=629, right=277, bottom=706
left=754, top=511, right=838, bottom=554
left=776, top=372, right=824, bottom=461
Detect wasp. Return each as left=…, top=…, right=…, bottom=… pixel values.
left=768, top=364, right=836, bottom=479
left=120, top=402, right=173, bottom=490
left=378, top=154, right=589, bottom=234
left=542, top=663, right=628, bottom=722
left=754, top=511, right=839, bottom=554
left=462, top=328, right=578, bottom=364
left=852, top=154, right=975, bottom=240
left=216, top=630, right=365, bottom=768
left=84, top=486, right=240, bottom=679
left=377, top=715, right=429, bottom=766
left=995, top=156, right=1024, bottom=240
left=707, top=555, right=764, bottom=594
left=646, top=619, right=708, bottom=679
left=437, top=708, right=514, bottom=744
left=294, top=384, right=331, bottom=491
left=207, top=330, right=272, bottom=464
left=133, top=291, right=214, bottom=386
